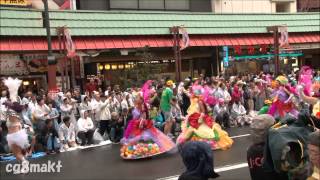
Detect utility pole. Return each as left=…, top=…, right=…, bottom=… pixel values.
left=267, top=26, right=280, bottom=76
left=170, top=26, right=182, bottom=82
left=43, top=0, right=57, bottom=91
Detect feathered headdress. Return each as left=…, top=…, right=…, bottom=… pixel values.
left=191, top=81, right=204, bottom=97
left=298, top=66, right=313, bottom=96
left=3, top=77, right=22, bottom=102
left=141, top=80, right=153, bottom=104
left=2, top=77, right=23, bottom=117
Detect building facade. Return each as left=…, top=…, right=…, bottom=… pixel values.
left=76, top=0, right=298, bottom=13
left=212, top=0, right=297, bottom=13
left=77, top=0, right=212, bottom=12
left=297, top=0, right=320, bottom=11
left=1, top=7, right=319, bottom=90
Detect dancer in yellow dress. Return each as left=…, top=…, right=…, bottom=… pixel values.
left=177, top=84, right=233, bottom=150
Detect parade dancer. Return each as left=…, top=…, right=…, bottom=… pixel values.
left=120, top=81, right=175, bottom=159
left=268, top=76, right=299, bottom=119
left=3, top=78, right=34, bottom=173
left=176, top=83, right=233, bottom=150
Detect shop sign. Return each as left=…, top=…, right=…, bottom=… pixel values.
left=0, top=55, right=29, bottom=75
left=0, top=0, right=30, bottom=7
left=1, top=0, right=73, bottom=10
left=223, top=46, right=229, bottom=67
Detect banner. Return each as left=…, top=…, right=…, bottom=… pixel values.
left=64, top=28, right=76, bottom=58
left=179, top=27, right=190, bottom=51
left=1, top=0, right=72, bottom=10
left=0, top=0, right=30, bottom=7
left=279, top=26, right=290, bottom=49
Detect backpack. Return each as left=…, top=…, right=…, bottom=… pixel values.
left=263, top=112, right=315, bottom=179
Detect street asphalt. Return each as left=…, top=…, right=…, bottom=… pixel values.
left=0, top=126, right=252, bottom=180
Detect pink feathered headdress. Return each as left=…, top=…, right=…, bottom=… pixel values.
left=141, top=80, right=153, bottom=104
left=298, top=66, right=313, bottom=96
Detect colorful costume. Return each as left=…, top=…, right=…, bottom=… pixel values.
left=177, top=93, right=233, bottom=150
left=120, top=104, right=175, bottom=159
left=298, top=66, right=313, bottom=96
left=268, top=76, right=299, bottom=119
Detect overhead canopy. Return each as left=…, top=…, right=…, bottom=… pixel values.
left=0, top=7, right=319, bottom=36
left=1, top=33, right=319, bottom=52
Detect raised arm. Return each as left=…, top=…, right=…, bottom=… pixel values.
left=298, top=85, right=318, bottom=105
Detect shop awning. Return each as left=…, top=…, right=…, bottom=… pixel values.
left=0, top=33, right=319, bottom=52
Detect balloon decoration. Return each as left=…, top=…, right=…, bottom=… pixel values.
left=120, top=141, right=161, bottom=159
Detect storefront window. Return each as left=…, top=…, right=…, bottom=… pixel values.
left=165, top=0, right=190, bottom=10
left=140, top=0, right=164, bottom=10
left=110, top=0, right=138, bottom=9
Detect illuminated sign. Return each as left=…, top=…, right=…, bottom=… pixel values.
left=223, top=46, right=229, bottom=67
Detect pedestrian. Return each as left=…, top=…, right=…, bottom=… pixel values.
left=58, top=116, right=77, bottom=151
left=178, top=141, right=219, bottom=180
left=77, top=110, right=95, bottom=146
left=307, top=131, right=320, bottom=180
left=40, top=119, right=60, bottom=154
left=246, top=114, right=288, bottom=180
left=160, top=80, right=174, bottom=137
left=213, top=98, right=230, bottom=128
left=98, top=95, right=112, bottom=137
left=109, top=112, right=123, bottom=143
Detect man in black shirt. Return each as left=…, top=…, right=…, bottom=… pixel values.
left=246, top=114, right=288, bottom=180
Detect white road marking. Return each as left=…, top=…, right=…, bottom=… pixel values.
left=60, top=140, right=112, bottom=152
left=157, top=133, right=250, bottom=180
left=215, top=162, right=248, bottom=172
left=157, top=163, right=248, bottom=180
left=230, top=134, right=250, bottom=139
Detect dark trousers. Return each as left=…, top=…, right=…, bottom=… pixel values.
left=77, top=129, right=94, bottom=146
left=216, top=113, right=230, bottom=128
left=98, top=120, right=111, bottom=136
left=110, top=123, right=123, bottom=143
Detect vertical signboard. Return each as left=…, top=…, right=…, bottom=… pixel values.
left=223, top=46, right=229, bottom=67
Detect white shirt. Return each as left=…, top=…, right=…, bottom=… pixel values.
left=59, top=123, right=76, bottom=142
left=28, top=100, right=38, bottom=113
left=33, top=104, right=50, bottom=120
left=90, top=98, right=102, bottom=121
left=99, top=100, right=111, bottom=121
left=121, top=99, right=129, bottom=110
left=77, top=117, right=94, bottom=132
left=231, top=103, right=246, bottom=116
